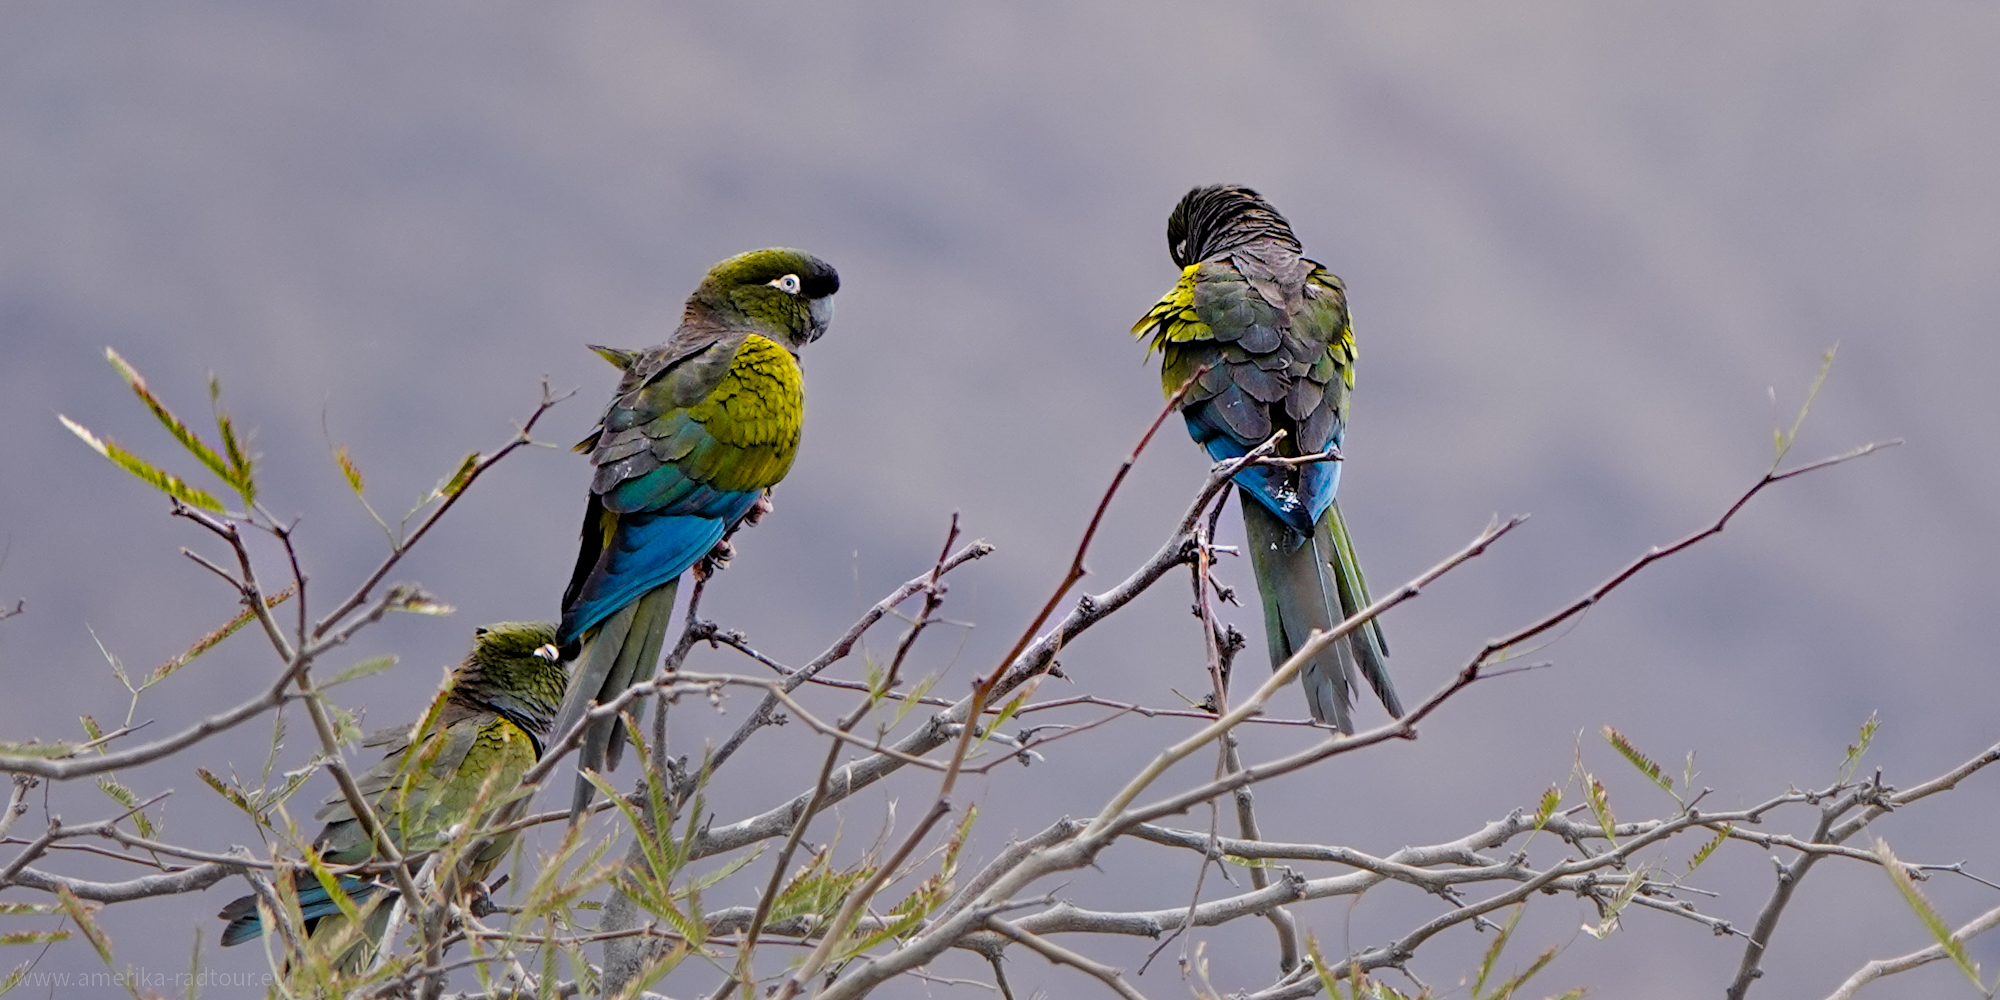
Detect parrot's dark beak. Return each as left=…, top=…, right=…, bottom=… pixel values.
left=806, top=297, right=834, bottom=343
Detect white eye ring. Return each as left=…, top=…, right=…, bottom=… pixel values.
left=769, top=273, right=802, bottom=294
left=534, top=643, right=561, bottom=662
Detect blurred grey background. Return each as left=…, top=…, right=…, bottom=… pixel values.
left=2, top=2, right=1997, bottom=997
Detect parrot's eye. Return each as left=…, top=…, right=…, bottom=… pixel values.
left=533, top=643, right=560, bottom=662
left=769, top=274, right=802, bottom=295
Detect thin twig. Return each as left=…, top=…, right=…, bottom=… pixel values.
left=311, top=381, right=566, bottom=640
left=987, top=917, right=1152, bottom=1000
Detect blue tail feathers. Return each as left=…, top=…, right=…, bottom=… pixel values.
left=217, top=875, right=382, bottom=947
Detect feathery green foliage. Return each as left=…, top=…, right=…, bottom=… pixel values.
left=1686, top=825, right=1731, bottom=873
left=53, top=886, right=112, bottom=966
left=1533, top=784, right=1563, bottom=831
left=1878, top=839, right=1984, bottom=990
left=1581, top=867, right=1649, bottom=941
left=60, top=349, right=262, bottom=510
left=61, top=414, right=225, bottom=512
left=1584, top=774, right=1616, bottom=847
left=148, top=587, right=294, bottom=687
left=1602, top=725, right=1673, bottom=797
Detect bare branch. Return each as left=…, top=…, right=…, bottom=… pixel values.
left=7, top=862, right=237, bottom=902
left=987, top=917, right=1152, bottom=1000
left=1473, top=440, right=1899, bottom=669
left=701, top=537, right=994, bottom=785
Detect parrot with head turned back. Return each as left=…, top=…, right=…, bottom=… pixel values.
left=1131, top=185, right=1399, bottom=732
left=553, top=248, right=838, bottom=819
left=217, top=621, right=567, bottom=969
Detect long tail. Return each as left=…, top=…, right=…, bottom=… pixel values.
left=553, top=579, right=679, bottom=821
left=1240, top=491, right=1398, bottom=731
left=217, top=874, right=385, bottom=952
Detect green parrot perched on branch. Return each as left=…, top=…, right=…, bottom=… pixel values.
left=553, top=248, right=838, bottom=818
left=218, top=621, right=567, bottom=969
left=1132, top=185, right=1400, bottom=732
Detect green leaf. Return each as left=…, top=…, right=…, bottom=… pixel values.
left=250, top=760, right=323, bottom=815
left=211, top=375, right=257, bottom=504
left=889, top=673, right=939, bottom=728
left=53, top=886, right=113, bottom=964
left=384, top=584, right=454, bottom=616
left=770, top=851, right=874, bottom=925
left=1220, top=854, right=1280, bottom=870
left=1304, top=933, right=1352, bottom=1000
left=1581, top=868, right=1648, bottom=941
left=845, top=805, right=980, bottom=957
left=196, top=767, right=256, bottom=818
left=79, top=715, right=105, bottom=745
left=1533, top=784, right=1562, bottom=831
left=301, top=849, right=368, bottom=940
left=1586, top=776, right=1616, bottom=846
left=0, top=960, right=31, bottom=997
left=147, top=587, right=294, bottom=686
left=0, top=904, right=56, bottom=916
left=1687, top=825, right=1731, bottom=873
left=681, top=853, right=758, bottom=897
left=1473, top=905, right=1524, bottom=998
left=0, top=931, right=68, bottom=947
left=61, top=414, right=226, bottom=512
left=1602, top=725, right=1673, bottom=795
left=1484, top=943, right=1564, bottom=999
left=185, top=923, right=204, bottom=1000
left=87, top=626, right=132, bottom=694
left=336, top=446, right=366, bottom=496
left=0, top=740, right=77, bottom=759
left=327, top=654, right=398, bottom=688
left=1879, top=838, right=1983, bottom=990
left=1841, top=711, right=1879, bottom=781
left=1772, top=344, right=1838, bottom=467
left=325, top=703, right=364, bottom=748
left=105, top=348, right=239, bottom=492
left=95, top=777, right=155, bottom=838
left=433, top=452, right=480, bottom=500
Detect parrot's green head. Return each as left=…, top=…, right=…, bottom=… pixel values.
left=452, top=621, right=569, bottom=753
left=1166, top=185, right=1304, bottom=268
left=694, top=248, right=840, bottom=352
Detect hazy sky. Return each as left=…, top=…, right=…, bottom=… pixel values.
left=3, top=3, right=1998, bottom=997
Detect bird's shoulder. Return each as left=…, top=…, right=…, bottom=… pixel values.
left=576, top=316, right=747, bottom=448
left=585, top=334, right=802, bottom=506
left=312, top=702, right=492, bottom=825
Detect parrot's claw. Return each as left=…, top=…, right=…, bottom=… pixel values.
left=466, top=876, right=508, bottom=918
left=742, top=493, right=775, bottom=526
left=695, top=538, right=737, bottom=579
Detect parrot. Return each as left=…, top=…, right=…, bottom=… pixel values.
left=1131, top=185, right=1400, bottom=732
left=553, top=248, right=838, bottom=818
left=217, top=621, right=568, bottom=969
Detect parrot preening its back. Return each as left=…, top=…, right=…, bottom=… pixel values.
left=554, top=248, right=838, bottom=818
left=1132, top=185, right=1399, bottom=732
left=218, top=621, right=567, bottom=968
